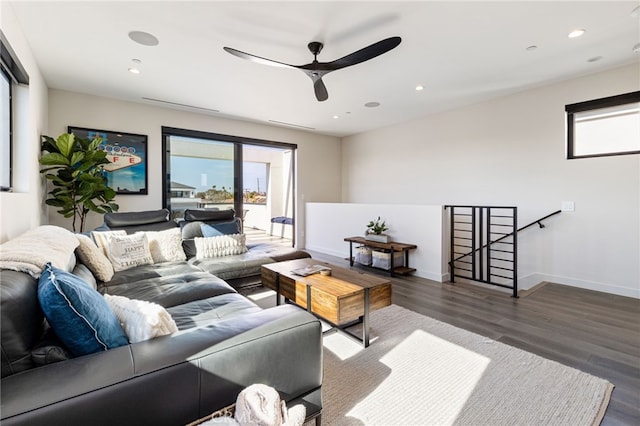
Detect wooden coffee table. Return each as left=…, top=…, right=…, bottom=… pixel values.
left=261, top=258, right=391, bottom=347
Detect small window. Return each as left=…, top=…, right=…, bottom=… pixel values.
left=566, top=91, right=640, bottom=159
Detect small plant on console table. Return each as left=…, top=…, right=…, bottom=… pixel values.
left=365, top=216, right=390, bottom=243
left=40, top=132, right=119, bottom=232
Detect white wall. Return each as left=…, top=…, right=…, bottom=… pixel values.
left=0, top=2, right=49, bottom=242
left=47, top=90, right=342, bottom=244
left=341, top=64, right=640, bottom=298
left=305, top=203, right=445, bottom=281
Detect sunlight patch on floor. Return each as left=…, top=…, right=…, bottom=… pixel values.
left=323, top=332, right=365, bottom=360
left=347, top=329, right=490, bottom=425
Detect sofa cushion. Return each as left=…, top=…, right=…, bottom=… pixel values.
left=183, top=208, right=235, bottom=222
left=195, top=234, right=248, bottom=259
left=75, top=233, right=115, bottom=281
left=200, top=221, right=242, bottom=237
left=104, top=233, right=154, bottom=272
left=105, top=208, right=170, bottom=227
left=141, top=228, right=186, bottom=263
left=1, top=270, right=43, bottom=377
left=100, top=263, right=237, bottom=308
left=104, top=294, right=178, bottom=343
left=167, top=293, right=261, bottom=330
left=38, top=263, right=128, bottom=357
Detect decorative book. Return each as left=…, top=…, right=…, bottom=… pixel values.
left=291, top=264, right=331, bottom=276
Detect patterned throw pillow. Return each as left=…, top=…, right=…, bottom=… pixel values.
left=104, top=233, right=154, bottom=272
left=104, top=294, right=178, bottom=343
left=75, top=234, right=115, bottom=282
left=38, top=263, right=128, bottom=357
left=139, top=228, right=186, bottom=263
left=194, top=234, right=248, bottom=259
left=91, top=230, right=127, bottom=256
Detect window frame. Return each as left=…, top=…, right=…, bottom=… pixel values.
left=0, top=64, right=11, bottom=191
left=161, top=126, right=298, bottom=243
left=565, top=91, right=640, bottom=160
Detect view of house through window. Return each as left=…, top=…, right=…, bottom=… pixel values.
left=566, top=91, right=640, bottom=159
left=164, top=129, right=296, bottom=243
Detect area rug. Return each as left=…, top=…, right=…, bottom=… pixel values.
left=319, top=304, right=613, bottom=426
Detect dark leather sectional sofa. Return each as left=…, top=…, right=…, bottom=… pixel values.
left=0, top=209, right=322, bottom=425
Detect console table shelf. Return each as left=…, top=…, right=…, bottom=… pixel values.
left=344, top=236, right=418, bottom=277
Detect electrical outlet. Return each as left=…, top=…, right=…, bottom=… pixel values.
left=561, top=201, right=575, bottom=212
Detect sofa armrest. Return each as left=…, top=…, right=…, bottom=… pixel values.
left=0, top=305, right=322, bottom=426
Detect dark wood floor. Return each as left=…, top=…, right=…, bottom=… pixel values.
left=305, top=250, right=640, bottom=426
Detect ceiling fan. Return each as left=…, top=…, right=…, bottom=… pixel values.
left=223, top=36, right=402, bottom=102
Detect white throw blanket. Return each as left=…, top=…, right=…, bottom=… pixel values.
left=0, top=225, right=79, bottom=278
left=104, top=294, right=178, bottom=343
left=200, top=384, right=306, bottom=426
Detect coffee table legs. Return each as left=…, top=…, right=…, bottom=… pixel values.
left=272, top=273, right=372, bottom=348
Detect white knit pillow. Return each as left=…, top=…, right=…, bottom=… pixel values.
left=138, top=228, right=186, bottom=263
left=103, top=294, right=178, bottom=343
left=104, top=233, right=154, bottom=272
left=194, top=234, right=247, bottom=259
left=75, top=234, right=115, bottom=282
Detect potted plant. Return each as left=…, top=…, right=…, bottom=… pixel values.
left=39, top=132, right=119, bottom=232
left=365, top=216, right=390, bottom=243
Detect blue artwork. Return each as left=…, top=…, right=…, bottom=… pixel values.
left=69, top=127, right=148, bottom=194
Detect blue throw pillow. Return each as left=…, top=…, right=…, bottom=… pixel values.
left=200, top=221, right=241, bottom=237
left=38, top=263, right=129, bottom=356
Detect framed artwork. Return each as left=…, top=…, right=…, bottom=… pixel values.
left=68, top=126, right=148, bottom=195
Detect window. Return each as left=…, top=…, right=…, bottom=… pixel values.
left=1, top=30, right=29, bottom=192
left=162, top=127, right=297, bottom=244
left=0, top=65, right=10, bottom=190
left=566, top=91, right=640, bottom=159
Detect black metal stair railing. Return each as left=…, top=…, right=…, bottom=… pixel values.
left=444, top=205, right=561, bottom=298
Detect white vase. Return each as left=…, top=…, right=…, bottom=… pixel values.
left=365, top=233, right=390, bottom=243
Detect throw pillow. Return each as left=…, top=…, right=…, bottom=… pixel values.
left=139, top=228, right=186, bottom=263
left=104, top=233, right=154, bottom=272
left=194, top=234, right=247, bottom=259
left=91, top=230, right=127, bottom=256
left=200, top=221, right=241, bottom=237
left=75, top=234, right=115, bottom=282
left=37, top=263, right=128, bottom=357
left=104, top=294, right=178, bottom=343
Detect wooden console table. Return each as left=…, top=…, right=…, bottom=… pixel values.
left=344, top=236, right=417, bottom=277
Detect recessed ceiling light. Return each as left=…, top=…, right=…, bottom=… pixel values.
left=332, top=115, right=339, bottom=119
left=364, top=102, right=380, bottom=108
left=587, top=56, right=602, bottom=63
left=415, top=85, right=424, bottom=91
left=568, top=29, right=585, bottom=38
left=633, top=43, right=640, bottom=53
left=132, top=58, right=142, bottom=64
left=128, top=67, right=141, bottom=74
left=128, top=31, right=159, bottom=46
left=631, top=5, right=640, bottom=18
left=526, top=45, right=538, bottom=51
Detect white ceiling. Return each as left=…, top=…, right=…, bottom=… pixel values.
left=7, top=1, right=640, bottom=137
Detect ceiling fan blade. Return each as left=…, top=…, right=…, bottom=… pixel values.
left=223, top=46, right=296, bottom=69
left=326, top=36, right=402, bottom=71
left=314, top=78, right=329, bottom=102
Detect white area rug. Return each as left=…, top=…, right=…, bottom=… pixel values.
left=319, top=304, right=613, bottom=426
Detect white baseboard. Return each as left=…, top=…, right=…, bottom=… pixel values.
left=519, top=273, right=639, bottom=299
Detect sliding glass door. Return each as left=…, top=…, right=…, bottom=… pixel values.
left=162, top=127, right=297, bottom=244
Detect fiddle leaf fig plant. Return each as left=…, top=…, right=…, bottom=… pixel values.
left=40, top=133, right=119, bottom=232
